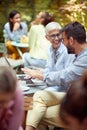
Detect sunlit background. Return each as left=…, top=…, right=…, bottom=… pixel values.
left=0, top=0, right=87, bottom=42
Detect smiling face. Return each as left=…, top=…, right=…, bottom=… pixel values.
left=36, top=12, right=45, bottom=19
left=46, top=29, right=61, bottom=49
left=10, top=13, right=21, bottom=24
left=35, top=12, right=45, bottom=24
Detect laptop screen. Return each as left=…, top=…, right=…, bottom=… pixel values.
left=0, top=57, right=11, bottom=67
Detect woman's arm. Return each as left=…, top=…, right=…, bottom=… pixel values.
left=4, top=23, right=15, bottom=41
left=4, top=22, right=28, bottom=41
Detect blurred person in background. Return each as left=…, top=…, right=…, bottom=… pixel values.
left=4, top=10, right=28, bottom=59
left=23, top=11, right=54, bottom=68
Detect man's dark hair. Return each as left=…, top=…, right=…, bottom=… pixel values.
left=62, top=21, right=86, bottom=44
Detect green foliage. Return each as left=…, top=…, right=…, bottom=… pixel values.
left=0, top=0, right=87, bottom=42
left=57, top=0, right=87, bottom=29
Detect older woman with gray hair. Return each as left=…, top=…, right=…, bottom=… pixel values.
left=22, top=21, right=72, bottom=92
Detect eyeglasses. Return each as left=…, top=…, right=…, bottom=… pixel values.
left=48, top=33, right=62, bottom=42
left=48, top=33, right=60, bottom=39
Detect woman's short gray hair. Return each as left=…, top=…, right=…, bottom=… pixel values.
left=45, top=22, right=61, bottom=34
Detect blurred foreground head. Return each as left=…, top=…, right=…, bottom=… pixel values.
left=0, top=66, right=17, bottom=93
left=60, top=70, right=87, bottom=130
left=0, top=66, right=17, bottom=108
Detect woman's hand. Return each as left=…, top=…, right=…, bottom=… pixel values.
left=21, top=68, right=43, bottom=80
left=13, top=22, right=20, bottom=31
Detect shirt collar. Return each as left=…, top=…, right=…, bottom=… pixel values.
left=50, top=43, right=65, bottom=56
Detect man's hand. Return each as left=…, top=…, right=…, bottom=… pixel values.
left=21, top=68, right=43, bottom=80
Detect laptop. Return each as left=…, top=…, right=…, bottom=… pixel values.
left=1, top=56, right=46, bottom=89
left=0, top=56, right=11, bottom=67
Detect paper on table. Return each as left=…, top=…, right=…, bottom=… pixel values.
left=31, top=79, right=45, bottom=86
left=20, top=85, right=30, bottom=91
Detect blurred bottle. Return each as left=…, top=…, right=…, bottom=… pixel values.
left=21, top=35, right=28, bottom=44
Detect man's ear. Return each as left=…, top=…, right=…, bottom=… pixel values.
left=69, top=37, right=74, bottom=46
